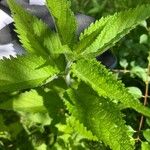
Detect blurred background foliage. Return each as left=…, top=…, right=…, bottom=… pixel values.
left=71, top=0, right=150, bottom=18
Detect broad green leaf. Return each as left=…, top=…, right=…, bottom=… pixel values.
left=143, top=129, right=150, bottom=142
left=46, top=0, right=77, bottom=46
left=0, top=87, right=64, bottom=124
left=7, top=0, right=65, bottom=57
left=0, top=90, right=47, bottom=113
left=76, top=5, right=150, bottom=57
left=64, top=83, right=134, bottom=150
left=0, top=55, right=59, bottom=92
left=71, top=58, right=150, bottom=117
left=142, top=142, right=150, bottom=150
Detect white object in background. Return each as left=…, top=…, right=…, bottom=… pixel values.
left=0, top=10, right=13, bottom=30
left=0, top=41, right=24, bottom=59
left=29, top=0, right=46, bottom=6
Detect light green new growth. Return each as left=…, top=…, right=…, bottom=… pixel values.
left=7, top=0, right=65, bottom=57
left=76, top=5, right=150, bottom=57
left=64, top=83, right=134, bottom=150
left=0, top=55, right=59, bottom=92
left=46, top=0, right=77, bottom=46
left=71, top=58, right=150, bottom=117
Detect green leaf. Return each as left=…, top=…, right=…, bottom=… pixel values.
left=0, top=55, right=59, bottom=92
left=140, top=20, right=148, bottom=29
left=0, top=90, right=47, bottom=113
left=75, top=15, right=110, bottom=54
left=46, top=0, right=77, bottom=46
left=0, top=88, right=63, bottom=125
left=130, top=65, right=147, bottom=82
left=127, top=87, right=143, bottom=99
left=140, top=34, right=148, bottom=44
left=141, top=142, right=150, bottom=150
left=56, top=116, right=98, bottom=141
left=75, top=5, right=150, bottom=57
left=46, top=77, right=68, bottom=95
left=64, top=83, right=134, bottom=150
left=0, top=87, right=64, bottom=129
left=71, top=58, right=150, bottom=117
left=143, top=129, right=150, bottom=142
left=19, top=112, right=51, bottom=128
left=35, top=144, right=47, bottom=150
left=146, top=118, right=150, bottom=127
left=7, top=0, right=64, bottom=57
left=43, top=33, right=72, bottom=56
left=120, top=59, right=128, bottom=68
left=37, top=87, right=66, bottom=125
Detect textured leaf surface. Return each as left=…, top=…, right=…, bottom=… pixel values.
left=0, top=55, right=59, bottom=92
left=7, top=0, right=64, bottom=57
left=71, top=58, right=150, bottom=117
left=46, top=0, right=77, bottom=46
left=75, top=16, right=110, bottom=54
left=64, top=83, right=134, bottom=150
left=76, top=5, right=150, bottom=57
left=57, top=116, right=98, bottom=141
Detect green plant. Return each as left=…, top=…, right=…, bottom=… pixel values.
left=71, top=0, right=150, bottom=18
left=113, top=22, right=150, bottom=149
left=1, top=0, right=150, bottom=149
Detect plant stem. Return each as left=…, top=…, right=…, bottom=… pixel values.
left=137, top=53, right=150, bottom=141
left=113, top=69, right=130, bottom=73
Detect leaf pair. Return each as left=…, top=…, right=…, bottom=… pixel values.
left=75, top=5, right=150, bottom=58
